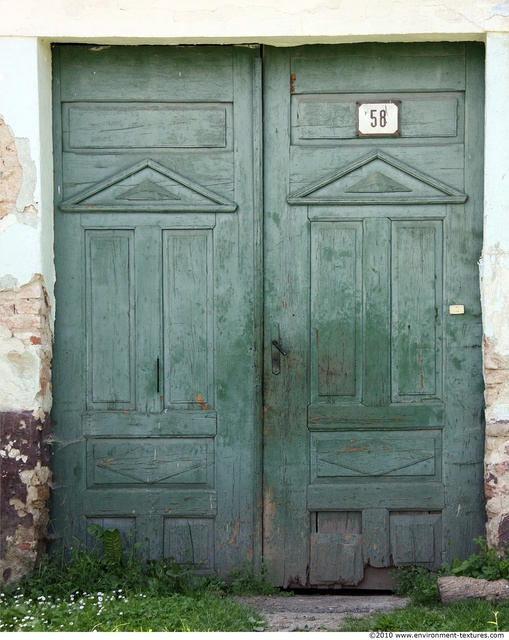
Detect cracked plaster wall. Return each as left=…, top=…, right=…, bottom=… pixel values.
left=481, top=34, right=509, bottom=551
left=0, top=47, right=53, bottom=583
left=0, top=1, right=509, bottom=43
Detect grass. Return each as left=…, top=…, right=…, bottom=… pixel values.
left=0, top=548, right=272, bottom=632
left=0, top=589, right=265, bottom=632
left=340, top=601, right=509, bottom=633
left=340, top=538, right=509, bottom=633
left=5, top=535, right=509, bottom=632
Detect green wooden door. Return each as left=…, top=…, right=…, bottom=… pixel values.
left=53, top=43, right=484, bottom=586
left=263, top=43, right=485, bottom=588
left=51, top=45, right=262, bottom=574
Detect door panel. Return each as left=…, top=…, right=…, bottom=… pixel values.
left=52, top=43, right=484, bottom=587
left=263, top=43, right=485, bottom=588
left=51, top=45, right=262, bottom=574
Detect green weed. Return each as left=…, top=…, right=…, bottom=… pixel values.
left=340, top=600, right=509, bottom=633
left=226, top=562, right=283, bottom=596
left=343, top=537, right=509, bottom=633
left=0, top=540, right=280, bottom=632
left=86, top=524, right=123, bottom=567
left=450, top=536, right=509, bottom=581
left=392, top=565, right=440, bottom=604
left=0, top=589, right=263, bottom=632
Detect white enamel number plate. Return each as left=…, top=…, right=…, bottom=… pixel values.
left=357, top=101, right=400, bottom=136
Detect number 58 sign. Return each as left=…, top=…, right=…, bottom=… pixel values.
left=357, top=100, right=400, bottom=137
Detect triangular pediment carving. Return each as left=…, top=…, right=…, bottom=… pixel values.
left=117, top=179, right=181, bottom=201
left=60, top=159, right=237, bottom=213
left=288, top=150, right=467, bottom=205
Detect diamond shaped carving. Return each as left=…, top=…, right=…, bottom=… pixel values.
left=288, top=149, right=467, bottom=205
left=316, top=435, right=435, bottom=478
left=60, top=158, right=237, bottom=213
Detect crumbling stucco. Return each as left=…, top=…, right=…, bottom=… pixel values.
left=0, top=413, right=51, bottom=584
left=483, top=335, right=509, bottom=549
left=0, top=278, right=53, bottom=583
left=0, top=275, right=52, bottom=414
left=0, top=118, right=22, bottom=220
left=481, top=247, right=509, bottom=549
left=0, top=104, right=53, bottom=584
left=0, top=117, right=37, bottom=227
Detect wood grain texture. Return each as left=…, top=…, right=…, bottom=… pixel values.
left=263, top=42, right=483, bottom=586
left=52, top=45, right=261, bottom=572
left=52, top=42, right=484, bottom=585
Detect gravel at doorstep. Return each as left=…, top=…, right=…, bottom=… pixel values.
left=236, top=594, right=409, bottom=632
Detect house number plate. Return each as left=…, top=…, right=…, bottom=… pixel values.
left=357, top=101, right=400, bottom=136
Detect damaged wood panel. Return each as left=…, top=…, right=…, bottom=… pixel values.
left=392, top=221, right=442, bottom=399
left=440, top=43, right=486, bottom=559
left=64, top=103, right=230, bottom=150
left=87, top=437, right=213, bottom=486
left=83, top=488, right=217, bottom=517
left=390, top=512, right=442, bottom=567
left=163, top=230, right=213, bottom=408
left=363, top=217, right=391, bottom=406
left=310, top=430, right=440, bottom=480
left=308, top=400, right=445, bottom=429
left=311, top=222, right=362, bottom=400
left=362, top=509, right=390, bottom=567
left=307, top=482, right=445, bottom=511
left=82, top=410, right=217, bottom=437
left=292, top=93, right=461, bottom=143
left=163, top=518, right=214, bottom=569
left=87, top=231, right=135, bottom=408
left=309, top=532, right=363, bottom=585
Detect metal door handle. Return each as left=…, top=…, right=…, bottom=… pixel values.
left=271, top=340, right=287, bottom=356
left=271, top=323, right=286, bottom=375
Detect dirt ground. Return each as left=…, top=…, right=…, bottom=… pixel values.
left=237, top=593, right=408, bottom=632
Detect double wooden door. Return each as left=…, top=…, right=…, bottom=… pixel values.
left=52, top=43, right=485, bottom=587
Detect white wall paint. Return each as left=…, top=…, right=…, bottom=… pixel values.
left=0, top=38, right=53, bottom=302
left=482, top=34, right=509, bottom=357
left=0, top=0, right=508, bottom=43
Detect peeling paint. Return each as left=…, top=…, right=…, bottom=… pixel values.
left=228, top=520, right=241, bottom=545
left=0, top=117, right=37, bottom=226
left=0, top=274, right=53, bottom=413
left=492, top=2, right=509, bottom=18
left=0, top=272, right=52, bottom=583
left=0, top=118, right=22, bottom=220
left=0, top=412, right=51, bottom=584
left=195, top=392, right=211, bottom=410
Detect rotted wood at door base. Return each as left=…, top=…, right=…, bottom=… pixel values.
left=52, top=43, right=484, bottom=588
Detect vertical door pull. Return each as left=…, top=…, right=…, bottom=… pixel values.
left=271, top=323, right=286, bottom=375
left=272, top=340, right=287, bottom=356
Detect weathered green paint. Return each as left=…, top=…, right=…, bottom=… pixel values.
left=52, top=43, right=484, bottom=587
left=263, top=43, right=485, bottom=587
left=51, top=45, right=262, bottom=576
